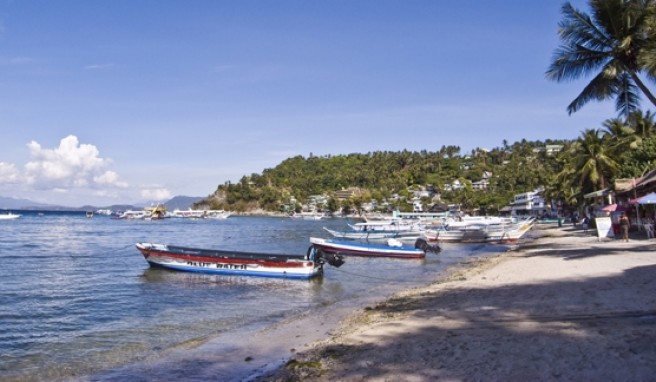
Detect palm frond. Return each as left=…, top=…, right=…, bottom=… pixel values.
left=612, top=72, right=641, bottom=116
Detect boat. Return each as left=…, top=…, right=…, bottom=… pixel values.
left=351, top=218, right=424, bottom=233
left=423, top=217, right=536, bottom=244
left=114, top=205, right=169, bottom=220
left=171, top=209, right=231, bottom=219
left=322, top=227, right=401, bottom=240
left=144, top=204, right=168, bottom=220
left=204, top=210, right=231, bottom=219
left=0, top=212, right=21, bottom=220
left=290, top=211, right=324, bottom=220
left=86, top=211, right=94, bottom=218
left=114, top=210, right=151, bottom=219
left=135, top=242, right=345, bottom=279
left=309, top=237, right=440, bottom=259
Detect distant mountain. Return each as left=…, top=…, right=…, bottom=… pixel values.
left=0, top=196, right=55, bottom=210
left=0, top=195, right=204, bottom=211
left=163, top=196, right=205, bottom=211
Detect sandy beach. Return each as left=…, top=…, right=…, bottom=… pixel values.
left=256, top=224, right=656, bottom=381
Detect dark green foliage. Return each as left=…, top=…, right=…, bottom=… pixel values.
left=199, top=140, right=570, bottom=213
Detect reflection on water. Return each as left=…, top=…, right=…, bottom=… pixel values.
left=0, top=214, right=505, bottom=381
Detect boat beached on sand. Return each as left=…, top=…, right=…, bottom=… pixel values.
left=135, top=242, right=345, bottom=279
left=309, top=237, right=440, bottom=259
left=423, top=216, right=536, bottom=244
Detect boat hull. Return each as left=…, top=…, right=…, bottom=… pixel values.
left=323, top=227, right=402, bottom=240
left=136, top=243, right=323, bottom=279
left=424, top=218, right=535, bottom=244
left=310, top=237, right=428, bottom=259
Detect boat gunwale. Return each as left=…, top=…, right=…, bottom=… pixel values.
left=137, top=243, right=311, bottom=262
left=310, top=237, right=427, bottom=259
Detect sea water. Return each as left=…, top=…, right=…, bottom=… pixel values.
left=0, top=213, right=507, bottom=381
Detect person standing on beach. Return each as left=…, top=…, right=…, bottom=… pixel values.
left=619, top=213, right=630, bottom=242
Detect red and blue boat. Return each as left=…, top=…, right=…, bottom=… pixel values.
left=136, top=243, right=344, bottom=279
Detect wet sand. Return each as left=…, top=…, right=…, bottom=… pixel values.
left=256, top=225, right=656, bottom=381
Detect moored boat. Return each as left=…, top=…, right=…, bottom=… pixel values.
left=0, top=212, right=21, bottom=220
left=323, top=227, right=401, bottom=240
left=423, top=217, right=536, bottom=244
left=135, top=242, right=344, bottom=279
left=309, top=237, right=440, bottom=259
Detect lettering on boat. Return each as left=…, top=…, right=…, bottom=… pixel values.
left=186, top=261, right=247, bottom=270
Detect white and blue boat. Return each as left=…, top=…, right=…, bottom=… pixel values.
left=310, top=237, right=440, bottom=259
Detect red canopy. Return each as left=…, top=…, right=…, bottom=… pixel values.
left=600, top=204, right=628, bottom=212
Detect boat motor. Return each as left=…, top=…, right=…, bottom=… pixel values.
left=414, top=238, right=441, bottom=253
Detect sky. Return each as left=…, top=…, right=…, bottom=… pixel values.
left=0, top=0, right=629, bottom=207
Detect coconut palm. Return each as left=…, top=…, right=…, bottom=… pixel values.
left=546, top=0, right=656, bottom=116
left=602, top=117, right=642, bottom=149
left=628, top=109, right=656, bottom=136
left=570, top=129, right=620, bottom=191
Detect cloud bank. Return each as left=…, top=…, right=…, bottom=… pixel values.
left=21, top=135, right=128, bottom=190
left=0, top=135, right=169, bottom=206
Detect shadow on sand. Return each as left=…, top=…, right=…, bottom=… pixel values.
left=262, top=237, right=656, bottom=381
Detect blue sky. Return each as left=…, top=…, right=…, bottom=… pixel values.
left=0, top=1, right=626, bottom=207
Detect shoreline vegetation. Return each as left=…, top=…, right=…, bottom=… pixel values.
left=254, top=224, right=656, bottom=381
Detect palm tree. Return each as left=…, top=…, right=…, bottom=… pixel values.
left=546, top=0, right=656, bottom=117
left=570, top=129, right=620, bottom=191
left=628, top=109, right=656, bottom=137
left=602, top=117, right=641, bottom=149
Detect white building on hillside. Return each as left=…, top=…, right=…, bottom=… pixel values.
left=510, top=188, right=546, bottom=217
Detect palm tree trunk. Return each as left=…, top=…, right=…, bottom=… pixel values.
left=630, top=71, right=656, bottom=107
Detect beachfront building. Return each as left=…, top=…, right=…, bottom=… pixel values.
left=509, top=188, right=546, bottom=217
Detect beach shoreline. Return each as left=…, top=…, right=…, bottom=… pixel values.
left=255, top=224, right=656, bottom=381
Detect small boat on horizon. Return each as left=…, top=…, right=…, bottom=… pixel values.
left=0, top=212, right=21, bottom=220
left=135, top=242, right=345, bottom=279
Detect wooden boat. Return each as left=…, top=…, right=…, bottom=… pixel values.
left=423, top=217, right=535, bottom=244
left=135, top=242, right=344, bottom=279
left=323, top=227, right=404, bottom=240
left=309, top=237, right=440, bottom=259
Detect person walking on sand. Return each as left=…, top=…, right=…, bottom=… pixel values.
left=619, top=213, right=630, bottom=242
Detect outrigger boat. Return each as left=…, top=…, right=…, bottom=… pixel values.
left=423, top=217, right=536, bottom=244
left=323, top=227, right=394, bottom=240
left=135, top=243, right=344, bottom=279
left=309, top=237, right=440, bottom=259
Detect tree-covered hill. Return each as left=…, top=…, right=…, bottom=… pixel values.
left=194, top=140, right=570, bottom=214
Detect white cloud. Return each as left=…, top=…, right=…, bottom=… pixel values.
left=22, top=135, right=127, bottom=191
left=141, top=188, right=172, bottom=201
left=0, top=162, right=20, bottom=183
left=94, top=171, right=129, bottom=188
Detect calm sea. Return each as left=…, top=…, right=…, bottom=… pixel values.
left=0, top=212, right=507, bottom=381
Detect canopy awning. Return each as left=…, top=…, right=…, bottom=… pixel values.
left=637, top=192, right=656, bottom=204
left=584, top=188, right=611, bottom=199
left=600, top=204, right=628, bottom=212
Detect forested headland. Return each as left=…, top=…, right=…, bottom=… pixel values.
left=194, top=120, right=656, bottom=215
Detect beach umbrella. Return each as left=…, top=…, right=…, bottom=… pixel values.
left=637, top=192, right=656, bottom=204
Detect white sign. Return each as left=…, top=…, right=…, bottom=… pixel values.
left=595, top=217, right=614, bottom=238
